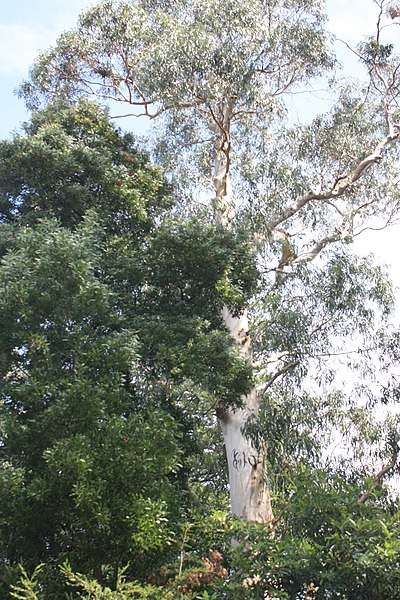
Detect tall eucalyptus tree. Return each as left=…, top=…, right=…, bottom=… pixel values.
left=20, top=0, right=400, bottom=522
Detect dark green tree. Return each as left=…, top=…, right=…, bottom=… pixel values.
left=0, top=102, right=255, bottom=597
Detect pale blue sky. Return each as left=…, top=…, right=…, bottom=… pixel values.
left=0, top=0, right=94, bottom=138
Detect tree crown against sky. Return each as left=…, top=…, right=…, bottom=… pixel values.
left=19, top=0, right=400, bottom=236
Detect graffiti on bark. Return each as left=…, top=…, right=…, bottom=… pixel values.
left=232, top=449, right=259, bottom=470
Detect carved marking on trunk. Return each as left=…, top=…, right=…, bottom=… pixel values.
left=232, top=449, right=259, bottom=470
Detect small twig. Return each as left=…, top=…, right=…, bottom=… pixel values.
left=270, top=509, right=285, bottom=528
left=178, top=524, right=194, bottom=576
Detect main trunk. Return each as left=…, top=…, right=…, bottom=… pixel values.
left=210, top=104, right=273, bottom=522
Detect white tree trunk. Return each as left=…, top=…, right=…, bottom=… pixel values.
left=218, top=308, right=273, bottom=522
left=219, top=400, right=272, bottom=521
left=210, top=104, right=273, bottom=522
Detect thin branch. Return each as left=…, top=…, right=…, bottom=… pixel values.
left=261, top=359, right=300, bottom=391
left=356, top=451, right=398, bottom=505
left=353, top=216, right=396, bottom=237
left=336, top=37, right=365, bottom=62
left=178, top=524, right=194, bottom=576
left=325, top=198, right=346, bottom=217
left=291, top=233, right=341, bottom=264
left=270, top=508, right=285, bottom=528
left=110, top=112, right=153, bottom=119
left=307, top=314, right=337, bottom=340
left=309, top=346, right=378, bottom=359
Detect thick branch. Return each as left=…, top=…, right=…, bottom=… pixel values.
left=265, top=127, right=400, bottom=232
left=259, top=359, right=301, bottom=392
left=291, top=233, right=341, bottom=264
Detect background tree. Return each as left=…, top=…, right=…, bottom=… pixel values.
left=0, top=101, right=257, bottom=596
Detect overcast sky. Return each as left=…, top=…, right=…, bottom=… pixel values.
left=1, top=0, right=399, bottom=284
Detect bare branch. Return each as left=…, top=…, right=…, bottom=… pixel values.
left=110, top=112, right=152, bottom=119
left=291, top=233, right=341, bottom=264
left=354, top=213, right=400, bottom=236
left=309, top=346, right=379, bottom=359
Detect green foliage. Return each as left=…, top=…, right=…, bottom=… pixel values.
left=0, top=99, right=171, bottom=233
left=60, top=562, right=191, bottom=599
left=214, top=469, right=400, bottom=600
left=0, top=217, right=185, bottom=592
left=10, top=565, right=44, bottom=600
left=145, top=218, right=258, bottom=317
left=0, top=103, right=258, bottom=598
left=10, top=469, right=400, bottom=599
left=358, top=38, right=394, bottom=68
left=8, top=562, right=193, bottom=600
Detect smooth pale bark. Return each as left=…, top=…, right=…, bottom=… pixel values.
left=209, top=104, right=234, bottom=229
left=219, top=397, right=272, bottom=521
left=218, top=308, right=273, bottom=522
left=210, top=104, right=273, bottom=522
